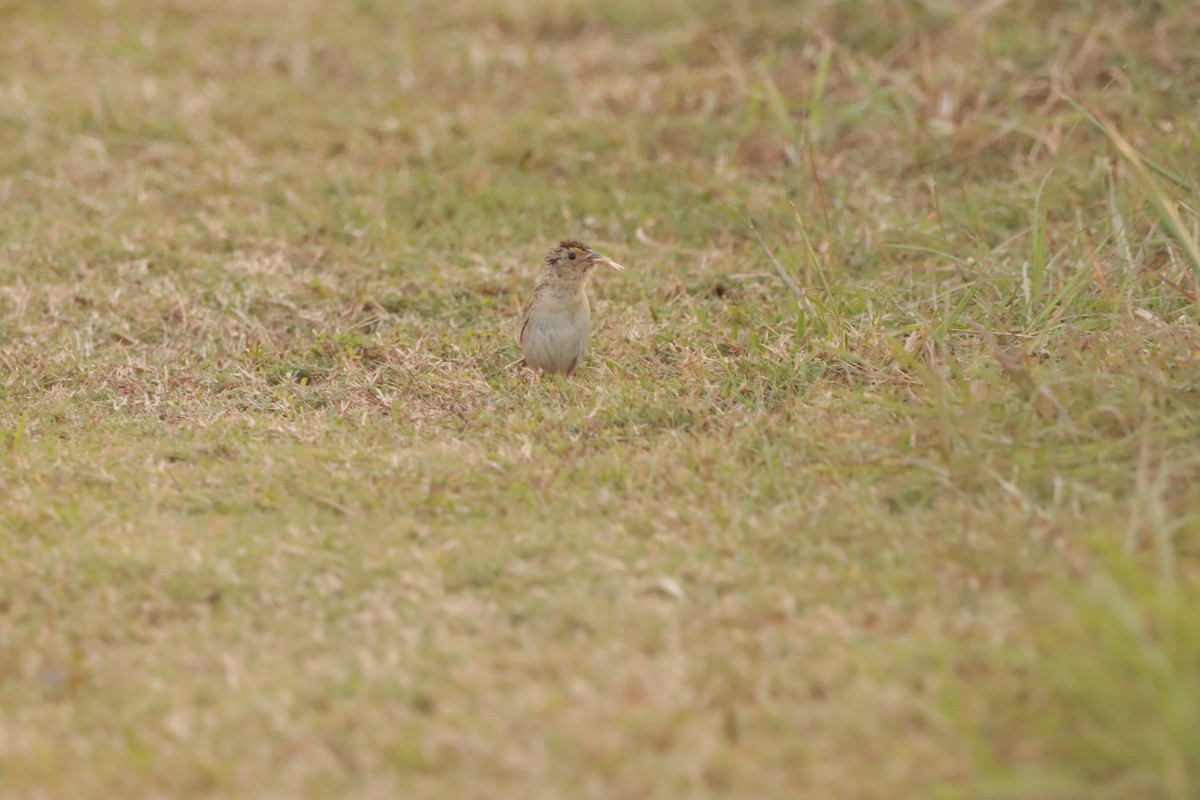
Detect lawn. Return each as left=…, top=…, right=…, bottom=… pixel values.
left=1, top=1, right=1198, bottom=798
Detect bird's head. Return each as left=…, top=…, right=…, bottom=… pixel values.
left=542, top=239, right=624, bottom=281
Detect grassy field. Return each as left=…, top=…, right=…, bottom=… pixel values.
left=2, top=0, right=1199, bottom=797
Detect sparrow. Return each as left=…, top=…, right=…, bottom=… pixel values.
left=519, top=239, right=624, bottom=377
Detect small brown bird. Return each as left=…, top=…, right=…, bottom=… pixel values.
left=519, top=239, right=624, bottom=377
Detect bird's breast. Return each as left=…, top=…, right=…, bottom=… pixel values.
left=521, top=287, right=591, bottom=374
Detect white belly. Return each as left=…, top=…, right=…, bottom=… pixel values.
left=522, top=298, right=591, bottom=375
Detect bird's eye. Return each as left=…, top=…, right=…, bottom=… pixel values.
left=568, top=252, right=576, bottom=260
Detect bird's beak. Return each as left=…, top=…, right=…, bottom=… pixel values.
left=588, top=250, right=625, bottom=270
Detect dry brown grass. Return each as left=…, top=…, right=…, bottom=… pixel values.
left=2, top=1, right=1199, bottom=798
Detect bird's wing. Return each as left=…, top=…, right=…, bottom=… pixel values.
left=518, top=283, right=545, bottom=346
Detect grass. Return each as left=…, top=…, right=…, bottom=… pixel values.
left=2, top=0, right=1199, bottom=797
